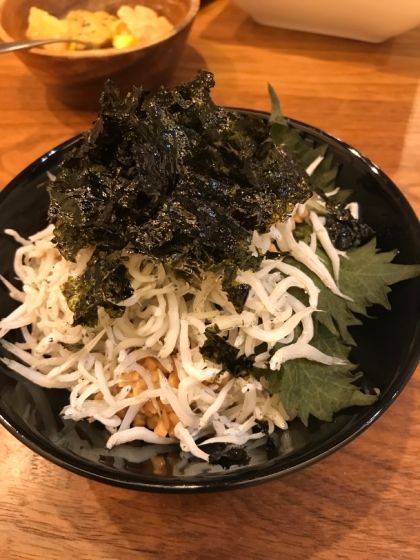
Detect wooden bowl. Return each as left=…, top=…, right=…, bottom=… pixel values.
left=0, top=0, right=200, bottom=109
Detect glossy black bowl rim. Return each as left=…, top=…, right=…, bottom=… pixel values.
left=0, top=109, right=419, bottom=493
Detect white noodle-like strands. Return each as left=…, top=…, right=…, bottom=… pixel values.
left=200, top=379, right=235, bottom=427
left=239, top=270, right=281, bottom=317
left=46, top=330, right=106, bottom=378
left=159, top=291, right=180, bottom=358
left=284, top=293, right=314, bottom=345
left=0, top=197, right=361, bottom=462
left=276, top=219, right=352, bottom=301
left=177, top=376, right=201, bottom=417
left=242, top=307, right=314, bottom=343
left=118, top=404, right=141, bottom=432
left=209, top=311, right=255, bottom=331
left=94, top=360, right=116, bottom=406
left=0, top=274, right=25, bottom=302
left=346, top=202, right=359, bottom=220
left=267, top=260, right=320, bottom=308
left=236, top=384, right=258, bottom=424
left=265, top=406, right=288, bottom=430
left=158, top=370, right=199, bottom=427
left=107, top=427, right=176, bottom=447
left=0, top=338, right=39, bottom=366
left=0, top=357, right=75, bottom=388
left=4, top=228, right=31, bottom=246
left=174, top=423, right=209, bottom=462
left=309, top=211, right=342, bottom=282
left=270, top=342, right=347, bottom=371
left=268, top=276, right=306, bottom=304
left=199, top=432, right=265, bottom=446
left=179, top=319, right=220, bottom=381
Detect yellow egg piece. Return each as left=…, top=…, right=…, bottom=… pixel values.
left=112, top=34, right=139, bottom=49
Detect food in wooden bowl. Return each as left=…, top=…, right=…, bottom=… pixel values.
left=26, top=4, right=174, bottom=51
left=0, top=0, right=199, bottom=109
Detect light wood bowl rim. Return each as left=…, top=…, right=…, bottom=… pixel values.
left=0, top=0, right=200, bottom=58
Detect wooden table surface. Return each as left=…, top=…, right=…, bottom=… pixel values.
left=1, top=1, right=420, bottom=558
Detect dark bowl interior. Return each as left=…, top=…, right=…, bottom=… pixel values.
left=0, top=110, right=419, bottom=493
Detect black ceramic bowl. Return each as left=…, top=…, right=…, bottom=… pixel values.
left=0, top=110, right=419, bottom=493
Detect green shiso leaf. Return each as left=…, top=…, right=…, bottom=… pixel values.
left=260, top=84, right=419, bottom=423
left=285, top=238, right=420, bottom=345
left=339, top=239, right=420, bottom=310
left=309, top=153, right=339, bottom=192
left=268, top=83, right=288, bottom=127
left=328, top=188, right=353, bottom=205
left=278, top=324, right=377, bottom=426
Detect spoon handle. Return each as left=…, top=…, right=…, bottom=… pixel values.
left=0, top=38, right=90, bottom=54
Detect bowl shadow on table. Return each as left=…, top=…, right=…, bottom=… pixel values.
left=50, top=384, right=414, bottom=560
left=199, top=2, right=420, bottom=177
left=37, top=45, right=208, bottom=119
left=13, top=75, right=91, bottom=131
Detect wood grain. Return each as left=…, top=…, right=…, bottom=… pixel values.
left=1, top=1, right=420, bottom=558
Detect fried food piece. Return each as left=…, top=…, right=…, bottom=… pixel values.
left=26, top=7, right=69, bottom=52
left=117, top=5, right=173, bottom=44
left=65, top=10, right=118, bottom=48
left=26, top=5, right=172, bottom=52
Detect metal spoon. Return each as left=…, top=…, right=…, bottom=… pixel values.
left=0, top=38, right=93, bottom=54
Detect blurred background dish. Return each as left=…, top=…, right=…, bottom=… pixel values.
left=231, top=0, right=420, bottom=43
left=0, top=0, right=200, bottom=109
left=25, top=4, right=175, bottom=52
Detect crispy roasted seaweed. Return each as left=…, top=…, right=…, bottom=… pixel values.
left=208, top=444, right=251, bottom=469
left=252, top=419, right=269, bottom=435
left=59, top=342, right=84, bottom=352
left=324, top=211, right=375, bottom=251
left=265, top=436, right=279, bottom=460
left=200, top=325, right=255, bottom=378
left=308, top=181, right=374, bottom=251
left=62, top=249, right=133, bottom=326
left=225, top=284, right=251, bottom=314
left=46, top=71, right=312, bottom=325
